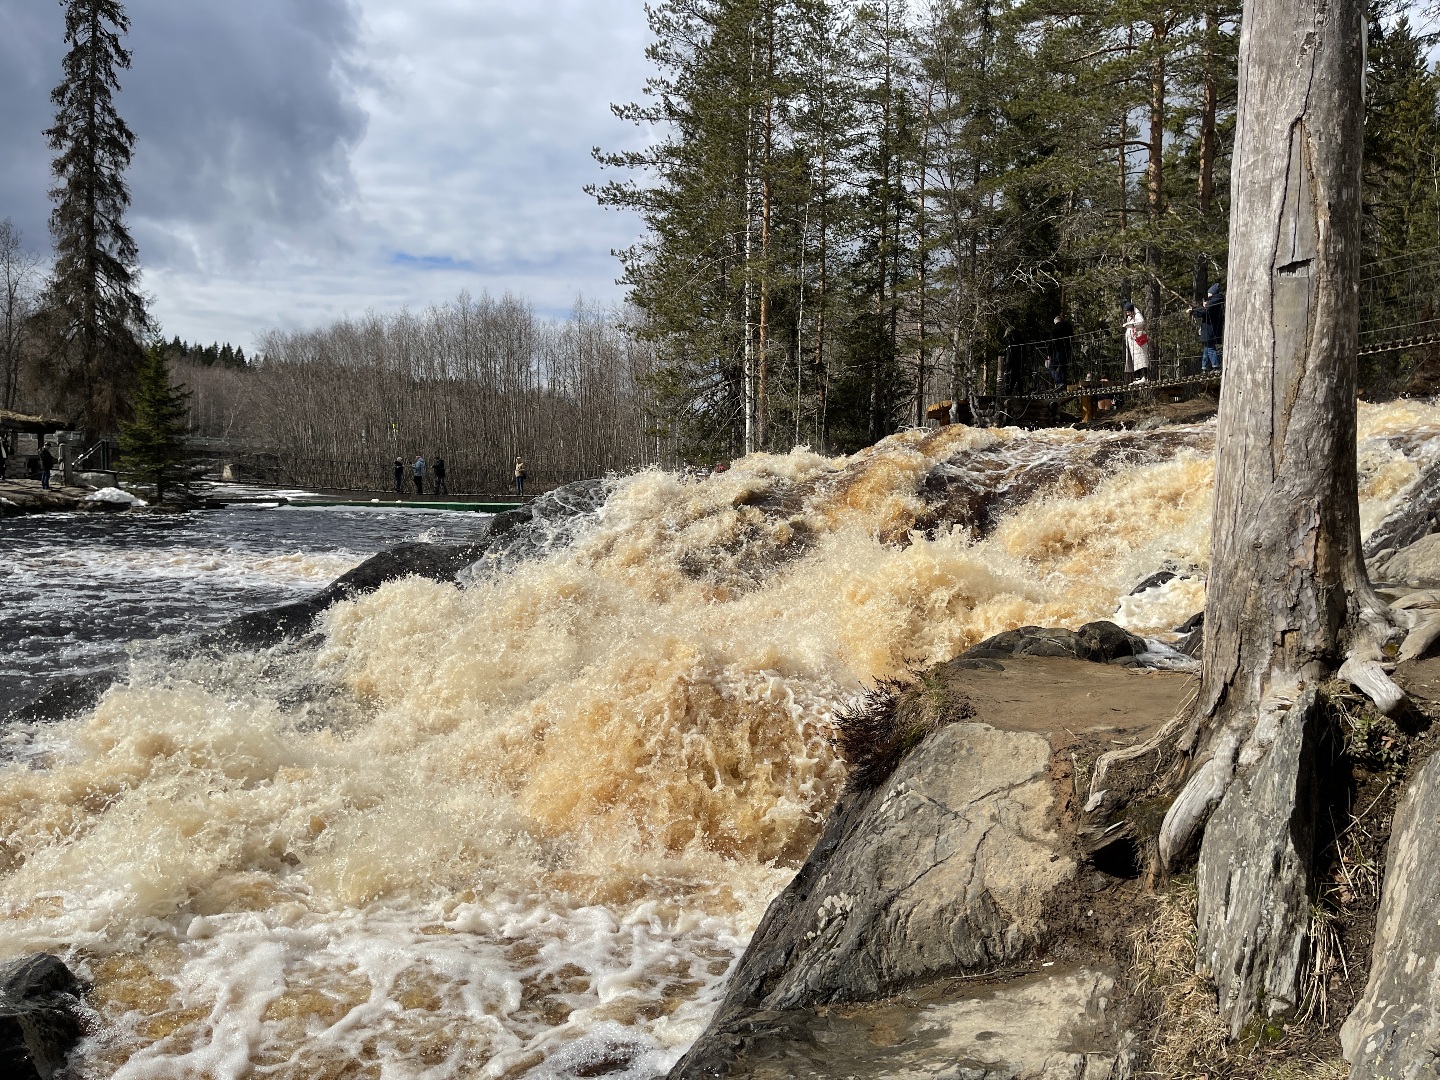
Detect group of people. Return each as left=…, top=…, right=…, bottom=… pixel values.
left=1038, top=284, right=1226, bottom=389
left=390, top=455, right=529, bottom=497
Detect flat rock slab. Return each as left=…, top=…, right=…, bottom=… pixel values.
left=934, top=656, right=1194, bottom=739
left=0, top=481, right=89, bottom=516
left=706, top=967, right=1128, bottom=1080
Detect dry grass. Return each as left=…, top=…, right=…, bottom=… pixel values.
left=1130, top=881, right=1350, bottom=1080
left=832, top=672, right=973, bottom=791
left=1130, top=880, right=1232, bottom=1079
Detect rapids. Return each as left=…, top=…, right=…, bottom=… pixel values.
left=3, top=402, right=1440, bottom=1079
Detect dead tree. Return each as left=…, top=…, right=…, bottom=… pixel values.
left=1153, top=0, right=1396, bottom=1036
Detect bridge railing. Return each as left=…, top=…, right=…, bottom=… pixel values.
left=986, top=309, right=1217, bottom=398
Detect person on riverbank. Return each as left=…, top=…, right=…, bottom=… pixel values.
left=433, top=454, right=447, bottom=495
left=1123, top=302, right=1150, bottom=383
left=39, top=442, right=56, bottom=490
left=412, top=456, right=426, bottom=495
left=1190, top=283, right=1225, bottom=373
left=514, top=458, right=526, bottom=497
left=393, top=458, right=405, bottom=495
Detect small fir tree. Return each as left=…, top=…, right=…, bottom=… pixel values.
left=119, top=347, right=195, bottom=504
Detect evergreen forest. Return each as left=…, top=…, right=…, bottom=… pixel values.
left=593, top=0, right=1440, bottom=458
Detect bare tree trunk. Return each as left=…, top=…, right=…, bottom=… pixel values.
left=1197, top=5, right=1219, bottom=218
left=757, top=7, right=775, bottom=450
left=1155, top=0, right=1397, bottom=1036
left=1145, top=20, right=1167, bottom=364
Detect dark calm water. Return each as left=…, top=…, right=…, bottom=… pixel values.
left=0, top=501, right=495, bottom=715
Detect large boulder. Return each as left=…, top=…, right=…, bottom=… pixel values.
left=212, top=477, right=615, bottom=648
left=668, top=654, right=1197, bottom=1079
left=1370, top=533, right=1440, bottom=587
left=961, top=621, right=1148, bottom=665
left=1342, top=749, right=1440, bottom=1077
left=0, top=954, right=86, bottom=1080
left=210, top=539, right=490, bottom=648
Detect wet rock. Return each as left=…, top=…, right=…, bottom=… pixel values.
left=961, top=621, right=1147, bottom=665
left=210, top=539, right=491, bottom=648
left=684, top=967, right=1131, bottom=1080
left=1, top=672, right=113, bottom=725
left=1196, top=687, right=1323, bottom=1037
left=1343, top=750, right=1440, bottom=1077
left=1130, top=569, right=1177, bottom=594
left=209, top=477, right=615, bottom=649
left=1173, top=612, right=1204, bottom=659
left=1370, top=533, right=1440, bottom=587
left=0, top=954, right=86, bottom=1080
left=668, top=722, right=1078, bottom=1077
left=1365, top=459, right=1440, bottom=558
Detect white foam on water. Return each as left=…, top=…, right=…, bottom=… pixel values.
left=3, top=401, right=1440, bottom=1078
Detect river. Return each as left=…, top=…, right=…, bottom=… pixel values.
left=0, top=403, right=1437, bottom=1079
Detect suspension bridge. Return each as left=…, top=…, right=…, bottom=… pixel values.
left=975, top=246, right=1440, bottom=422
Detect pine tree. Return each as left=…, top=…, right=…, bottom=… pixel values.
left=45, top=0, right=149, bottom=434
left=119, top=347, right=195, bottom=504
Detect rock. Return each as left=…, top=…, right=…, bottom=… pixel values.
left=1, top=673, right=113, bottom=725
left=669, top=721, right=1077, bottom=1077
left=1196, top=687, right=1323, bottom=1037
left=195, top=478, right=615, bottom=650
left=1343, top=751, right=1440, bottom=1077
left=685, top=967, right=1132, bottom=1080
left=961, top=622, right=1147, bottom=665
left=208, top=539, right=491, bottom=648
left=0, top=954, right=86, bottom=1080
left=1365, top=459, right=1440, bottom=558
left=1372, top=533, right=1440, bottom=587
left=1130, top=569, right=1177, bottom=594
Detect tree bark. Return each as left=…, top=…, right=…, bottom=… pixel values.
left=1156, top=0, right=1398, bottom=1035
left=1197, top=6, right=1219, bottom=218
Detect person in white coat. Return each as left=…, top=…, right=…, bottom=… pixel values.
left=1122, top=301, right=1150, bottom=383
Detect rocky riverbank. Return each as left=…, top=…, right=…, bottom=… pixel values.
left=668, top=611, right=1440, bottom=1079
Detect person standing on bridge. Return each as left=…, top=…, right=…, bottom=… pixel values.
left=1048, top=314, right=1073, bottom=387
left=514, top=457, right=527, bottom=497
left=412, top=455, right=426, bottom=495
left=1122, top=301, right=1150, bottom=383
left=393, top=458, right=404, bottom=495
left=1190, top=283, right=1225, bottom=373
left=433, top=454, right=447, bottom=495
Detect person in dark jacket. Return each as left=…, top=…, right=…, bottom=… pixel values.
left=433, top=454, right=447, bottom=495
left=1190, top=283, right=1225, bottom=372
left=1047, top=314, right=1074, bottom=387
left=39, top=442, right=56, bottom=490
left=393, top=458, right=405, bottom=495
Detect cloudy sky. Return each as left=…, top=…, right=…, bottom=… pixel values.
left=0, top=0, right=654, bottom=348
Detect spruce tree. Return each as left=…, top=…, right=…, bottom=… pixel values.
left=119, top=347, right=195, bottom=504
left=45, top=0, right=149, bottom=434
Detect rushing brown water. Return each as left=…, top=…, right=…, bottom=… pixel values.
left=3, top=402, right=1439, bottom=1079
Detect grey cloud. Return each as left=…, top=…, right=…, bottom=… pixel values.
left=0, top=0, right=369, bottom=271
